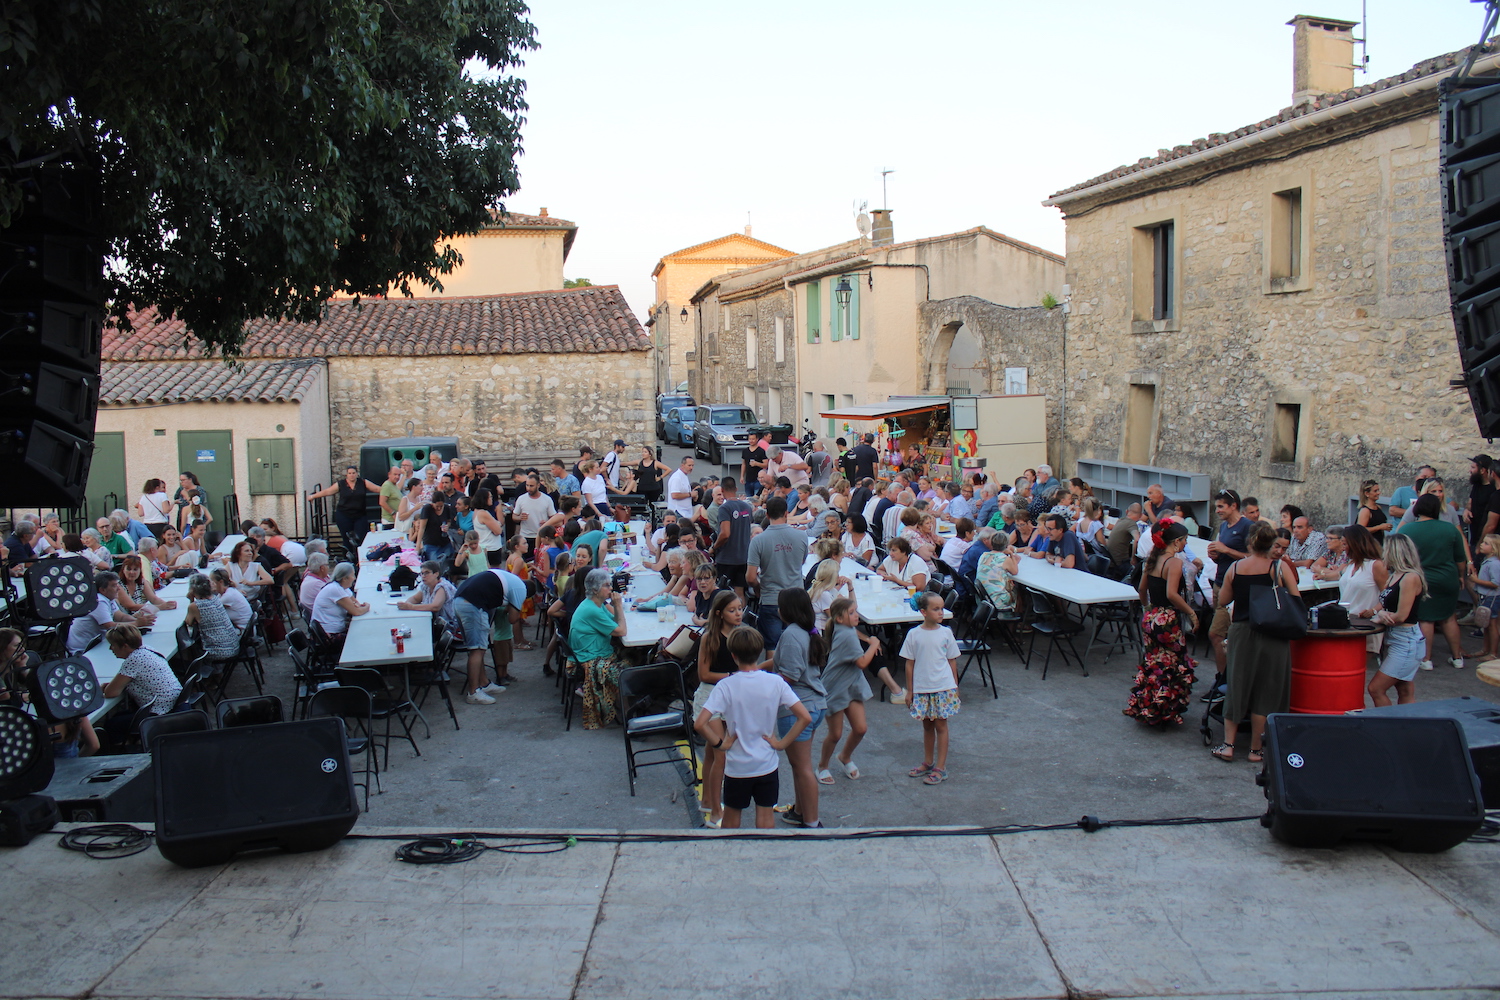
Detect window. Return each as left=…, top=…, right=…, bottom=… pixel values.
left=1130, top=214, right=1178, bottom=332
left=1270, top=188, right=1302, bottom=282
left=746, top=326, right=757, bottom=370
left=768, top=387, right=781, bottom=424
left=1265, top=176, right=1312, bottom=294
left=774, top=317, right=785, bottom=363
left=1123, top=384, right=1156, bottom=465
left=806, top=282, right=821, bottom=343
left=743, top=387, right=756, bottom=412
left=1271, top=403, right=1301, bottom=463
left=824, top=393, right=836, bottom=437
left=804, top=392, right=814, bottom=428
left=720, top=305, right=729, bottom=333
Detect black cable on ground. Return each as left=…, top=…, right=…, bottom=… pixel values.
left=58, top=824, right=155, bottom=859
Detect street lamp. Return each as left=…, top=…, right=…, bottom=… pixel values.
left=834, top=276, right=852, bottom=309
left=679, top=306, right=688, bottom=322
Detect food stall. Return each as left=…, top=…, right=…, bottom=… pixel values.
left=818, top=394, right=1047, bottom=483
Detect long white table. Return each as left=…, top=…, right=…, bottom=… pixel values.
left=210, top=534, right=246, bottom=560
left=84, top=579, right=192, bottom=722
left=802, top=554, right=953, bottom=626
left=1010, top=557, right=1140, bottom=606
left=1184, top=537, right=1339, bottom=594
left=341, top=612, right=433, bottom=668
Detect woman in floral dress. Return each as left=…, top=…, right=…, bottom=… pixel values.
left=1124, top=520, right=1198, bottom=726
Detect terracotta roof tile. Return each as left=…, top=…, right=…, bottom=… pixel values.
left=1048, top=45, right=1472, bottom=200
left=103, top=286, right=651, bottom=361
left=99, top=358, right=326, bottom=405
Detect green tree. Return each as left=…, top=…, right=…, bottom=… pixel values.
left=0, top=0, right=536, bottom=355
left=563, top=278, right=593, bottom=288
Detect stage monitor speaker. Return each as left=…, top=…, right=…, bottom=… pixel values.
left=1354, top=696, right=1500, bottom=808
left=1261, top=713, right=1484, bottom=852
left=1443, top=74, right=1500, bottom=435
left=43, top=753, right=154, bottom=823
left=154, top=718, right=358, bottom=868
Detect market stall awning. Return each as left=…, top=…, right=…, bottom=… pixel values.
left=818, top=397, right=951, bottom=421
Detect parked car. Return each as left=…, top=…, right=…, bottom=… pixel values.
left=692, top=404, right=758, bottom=465
left=662, top=406, right=697, bottom=447
left=655, top=393, right=695, bottom=440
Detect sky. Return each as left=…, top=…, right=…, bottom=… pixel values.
left=505, top=1, right=1485, bottom=319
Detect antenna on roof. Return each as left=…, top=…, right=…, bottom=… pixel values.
left=880, top=168, right=894, bottom=210
left=1355, top=0, right=1369, bottom=74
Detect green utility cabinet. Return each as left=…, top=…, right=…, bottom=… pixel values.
left=248, top=438, right=296, bottom=495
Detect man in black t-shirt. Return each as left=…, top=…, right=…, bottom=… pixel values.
left=1469, top=455, right=1494, bottom=548
left=742, top=433, right=768, bottom=498
left=416, top=496, right=454, bottom=565
left=711, top=477, right=754, bottom=600
left=1204, top=489, right=1251, bottom=686
left=846, top=433, right=880, bottom=482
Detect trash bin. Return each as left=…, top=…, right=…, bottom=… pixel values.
left=752, top=423, right=794, bottom=445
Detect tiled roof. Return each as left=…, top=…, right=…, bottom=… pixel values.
left=482, top=210, right=577, bottom=258
left=103, top=286, right=651, bottom=361
left=1048, top=45, right=1472, bottom=201
left=99, top=358, right=326, bottom=405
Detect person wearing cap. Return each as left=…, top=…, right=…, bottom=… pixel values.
left=603, top=439, right=626, bottom=489
left=1125, top=520, right=1198, bottom=726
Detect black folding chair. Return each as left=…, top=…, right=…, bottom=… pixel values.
left=618, top=661, right=695, bottom=797
left=1023, top=587, right=1087, bottom=679
left=138, top=708, right=211, bottom=751
left=410, top=632, right=460, bottom=731
left=308, top=686, right=379, bottom=810
left=956, top=600, right=997, bottom=697
left=334, top=666, right=421, bottom=769
left=216, top=695, right=284, bottom=728
left=287, top=629, right=335, bottom=720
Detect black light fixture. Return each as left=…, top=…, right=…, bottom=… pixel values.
left=679, top=307, right=688, bottom=323
left=834, top=276, right=853, bottom=308
left=0, top=706, right=54, bottom=800
left=25, top=556, right=95, bottom=620
left=26, top=656, right=103, bottom=723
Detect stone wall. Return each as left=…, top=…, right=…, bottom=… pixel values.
left=326, top=352, right=653, bottom=470
left=701, top=285, right=797, bottom=422
left=1055, top=112, right=1486, bottom=526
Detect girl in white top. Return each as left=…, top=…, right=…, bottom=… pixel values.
left=579, top=460, right=608, bottom=518
left=808, top=559, right=852, bottom=632
left=1338, top=524, right=1389, bottom=657
left=395, top=479, right=424, bottom=540
left=135, top=479, right=172, bottom=532
left=226, top=540, right=274, bottom=599
left=840, top=513, right=878, bottom=569
left=472, top=488, right=506, bottom=551
left=1072, top=497, right=1107, bottom=553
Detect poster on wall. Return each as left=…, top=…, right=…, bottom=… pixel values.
left=196, top=450, right=217, bottom=463
left=1004, top=368, right=1028, bottom=395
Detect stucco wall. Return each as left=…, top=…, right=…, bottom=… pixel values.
left=409, top=230, right=567, bottom=297
left=326, top=352, right=653, bottom=470
left=1055, top=113, right=1484, bottom=526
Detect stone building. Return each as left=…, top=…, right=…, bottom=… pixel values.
left=103, top=286, right=652, bottom=484
left=686, top=216, right=1066, bottom=446
left=649, top=230, right=796, bottom=395
left=405, top=209, right=577, bottom=297
left=1044, top=18, right=1500, bottom=525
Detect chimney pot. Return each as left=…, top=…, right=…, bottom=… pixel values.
left=539, top=206, right=549, bottom=217
left=744, top=224, right=752, bottom=236
left=1287, top=14, right=1358, bottom=107
left=871, top=209, right=894, bottom=247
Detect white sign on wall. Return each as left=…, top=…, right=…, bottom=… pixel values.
left=1003, top=367, right=1028, bottom=395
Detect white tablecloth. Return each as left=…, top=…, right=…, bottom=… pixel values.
left=1184, top=537, right=1339, bottom=595
left=340, top=612, right=433, bottom=668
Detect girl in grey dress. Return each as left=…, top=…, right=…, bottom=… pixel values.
left=816, top=596, right=880, bottom=784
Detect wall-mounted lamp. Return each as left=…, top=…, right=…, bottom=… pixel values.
left=834, top=276, right=853, bottom=309
left=679, top=307, right=689, bottom=323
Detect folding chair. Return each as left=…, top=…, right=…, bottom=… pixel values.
left=216, top=695, right=284, bottom=728
left=334, top=666, right=421, bottom=769
left=287, top=628, right=336, bottom=720
left=409, top=632, right=460, bottom=731
left=1023, top=587, right=1087, bottom=679
left=618, top=661, right=695, bottom=796
left=210, top=622, right=265, bottom=700
left=308, top=686, right=379, bottom=810
left=955, top=600, right=997, bottom=697
left=139, top=709, right=212, bottom=751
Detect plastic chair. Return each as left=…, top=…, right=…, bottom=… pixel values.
left=287, top=629, right=336, bottom=720
left=210, top=621, right=265, bottom=700
left=409, top=632, right=460, bottom=731
left=139, top=708, right=211, bottom=751
left=618, top=661, right=695, bottom=797
left=955, top=600, right=997, bottom=697
left=307, top=686, right=379, bottom=810
left=1023, top=588, right=1087, bottom=680
left=334, top=666, right=421, bottom=769
left=216, top=694, right=284, bottom=728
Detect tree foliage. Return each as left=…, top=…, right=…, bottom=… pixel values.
left=0, top=0, right=536, bottom=355
left=563, top=277, right=592, bottom=288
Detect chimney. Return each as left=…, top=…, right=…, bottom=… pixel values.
left=871, top=209, right=894, bottom=247
left=744, top=224, right=752, bottom=236
left=1288, top=15, right=1358, bottom=107
left=539, top=206, right=549, bottom=217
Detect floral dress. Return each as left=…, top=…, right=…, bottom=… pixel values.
left=1124, top=572, right=1197, bottom=726
left=975, top=551, right=1017, bottom=611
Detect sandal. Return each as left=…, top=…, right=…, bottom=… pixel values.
left=816, top=768, right=835, bottom=785
left=515, top=641, right=537, bottom=651
left=701, top=814, right=722, bottom=829
left=923, top=767, right=948, bottom=785
left=1248, top=747, right=1265, bottom=764
left=1210, top=743, right=1234, bottom=762
left=908, top=762, right=935, bottom=778
left=839, top=758, right=860, bottom=780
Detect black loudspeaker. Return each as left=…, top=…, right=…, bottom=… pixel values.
left=0, top=794, right=59, bottom=847
left=1260, top=713, right=1484, bottom=852
left=153, top=718, right=358, bottom=868
left=1355, top=696, right=1500, bottom=808
left=42, top=753, right=154, bottom=823
left=0, top=163, right=102, bottom=508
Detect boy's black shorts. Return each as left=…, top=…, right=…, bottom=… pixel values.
left=721, top=770, right=778, bottom=810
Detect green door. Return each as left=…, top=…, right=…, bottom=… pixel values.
left=178, top=430, right=235, bottom=516
left=85, top=431, right=126, bottom=521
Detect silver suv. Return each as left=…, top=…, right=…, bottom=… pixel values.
left=693, top=404, right=757, bottom=465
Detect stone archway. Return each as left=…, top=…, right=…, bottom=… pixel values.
left=945, top=323, right=985, bottom=395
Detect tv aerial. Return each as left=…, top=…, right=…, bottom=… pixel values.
left=854, top=199, right=871, bottom=238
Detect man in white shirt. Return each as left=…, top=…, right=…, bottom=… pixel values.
left=767, top=446, right=810, bottom=487
left=512, top=473, right=558, bottom=556
left=67, top=572, right=151, bottom=653
left=666, top=456, right=696, bottom=518
left=603, top=439, right=625, bottom=489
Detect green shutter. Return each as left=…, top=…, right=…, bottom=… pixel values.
left=806, top=281, right=820, bottom=342
left=248, top=438, right=296, bottom=495
left=849, top=276, right=860, bottom=340
left=830, top=278, right=842, bottom=342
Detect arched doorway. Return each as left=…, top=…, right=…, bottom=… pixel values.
left=945, top=323, right=985, bottom=395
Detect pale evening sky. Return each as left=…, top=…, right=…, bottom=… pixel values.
left=504, top=1, right=1484, bottom=319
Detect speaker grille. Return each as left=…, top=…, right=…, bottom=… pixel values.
left=1275, top=716, right=1480, bottom=816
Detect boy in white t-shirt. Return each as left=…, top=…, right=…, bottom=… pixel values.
left=899, top=592, right=961, bottom=785
left=696, top=626, right=812, bottom=829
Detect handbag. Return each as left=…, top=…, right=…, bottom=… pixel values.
left=661, top=624, right=700, bottom=660
left=1247, top=581, right=1308, bottom=640
left=1477, top=603, right=1493, bottom=629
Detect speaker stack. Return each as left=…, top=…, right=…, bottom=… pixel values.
left=0, top=164, right=103, bottom=507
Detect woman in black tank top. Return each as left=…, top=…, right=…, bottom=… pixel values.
left=636, top=446, right=668, bottom=503
left=1368, top=533, right=1428, bottom=707
left=1212, top=522, right=1298, bottom=763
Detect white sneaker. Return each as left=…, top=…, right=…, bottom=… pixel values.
left=481, top=682, right=508, bottom=695
left=1454, top=658, right=1466, bottom=670
left=1419, top=660, right=1434, bottom=671
left=465, top=690, right=496, bottom=705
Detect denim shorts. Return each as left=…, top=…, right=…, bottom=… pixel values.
left=452, top=597, right=492, bottom=651
left=1379, top=623, right=1426, bottom=682
left=775, top=707, right=825, bottom=743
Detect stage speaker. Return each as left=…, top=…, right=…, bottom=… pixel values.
left=43, top=753, right=154, bottom=823
left=1260, top=713, right=1484, bottom=852
left=1354, top=696, right=1500, bottom=808
left=153, top=718, right=358, bottom=868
